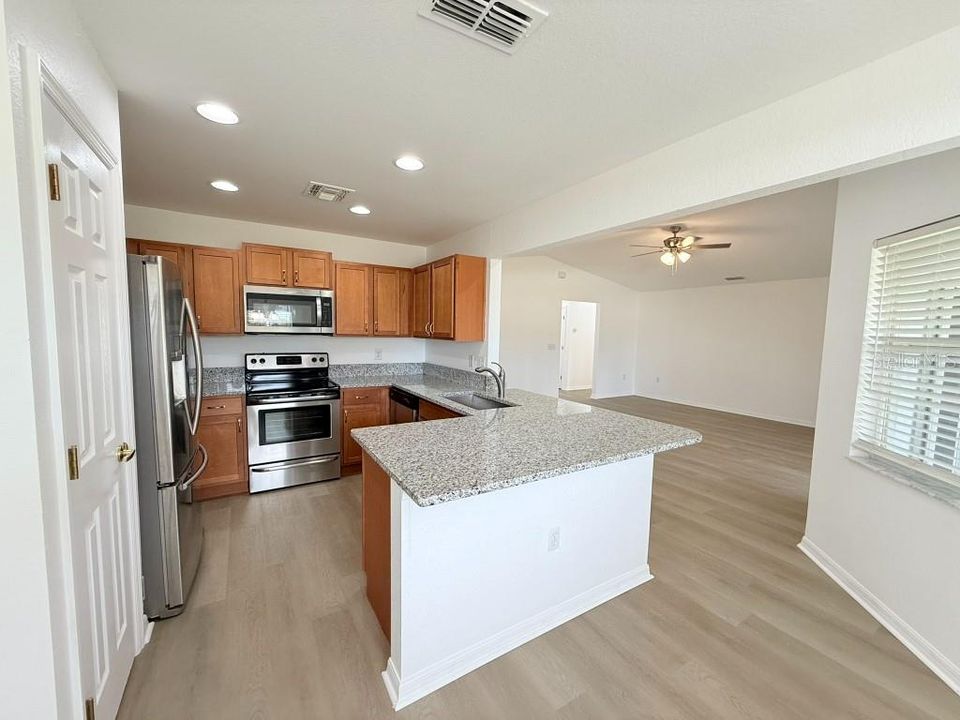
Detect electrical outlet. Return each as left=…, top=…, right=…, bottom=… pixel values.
left=656, top=376, right=660, bottom=383
left=374, top=348, right=383, bottom=361
left=547, top=343, right=557, bottom=351
left=621, top=373, right=627, bottom=381
left=547, top=526, right=561, bottom=552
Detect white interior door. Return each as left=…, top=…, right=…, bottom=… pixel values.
left=44, top=92, right=136, bottom=719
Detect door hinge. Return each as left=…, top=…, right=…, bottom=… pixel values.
left=67, top=445, right=80, bottom=481
left=84, top=697, right=95, bottom=720
left=48, top=163, right=61, bottom=201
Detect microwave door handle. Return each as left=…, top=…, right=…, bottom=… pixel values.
left=182, top=298, right=203, bottom=436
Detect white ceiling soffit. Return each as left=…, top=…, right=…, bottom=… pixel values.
left=73, top=1, right=960, bottom=246
left=542, top=180, right=839, bottom=292
left=419, top=0, right=548, bottom=54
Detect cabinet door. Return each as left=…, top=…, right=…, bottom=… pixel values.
left=136, top=240, right=194, bottom=304
left=342, top=402, right=385, bottom=465
left=192, top=247, right=242, bottom=334
left=194, top=408, right=247, bottom=501
left=372, top=267, right=400, bottom=336
left=412, top=264, right=432, bottom=338
left=419, top=400, right=462, bottom=421
left=244, top=244, right=289, bottom=286
left=292, top=249, right=332, bottom=289
left=399, top=268, right=413, bottom=337
left=430, top=257, right=455, bottom=339
left=334, top=262, right=371, bottom=336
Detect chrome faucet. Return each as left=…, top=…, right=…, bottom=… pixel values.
left=475, top=362, right=506, bottom=399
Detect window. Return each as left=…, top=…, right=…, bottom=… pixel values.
left=854, top=216, right=960, bottom=488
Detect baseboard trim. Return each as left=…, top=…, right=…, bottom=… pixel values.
left=382, top=566, right=654, bottom=710
left=798, top=536, right=960, bottom=696
left=631, top=392, right=815, bottom=427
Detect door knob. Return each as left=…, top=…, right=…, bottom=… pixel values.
left=115, top=442, right=136, bottom=463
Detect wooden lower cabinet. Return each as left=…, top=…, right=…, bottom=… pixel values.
left=362, top=450, right=391, bottom=639
left=341, top=387, right=389, bottom=469
left=194, top=395, right=248, bottom=501
left=419, top=399, right=463, bottom=421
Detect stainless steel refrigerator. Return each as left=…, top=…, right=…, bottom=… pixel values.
left=127, top=255, right=207, bottom=619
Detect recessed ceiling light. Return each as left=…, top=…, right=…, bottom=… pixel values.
left=394, top=155, right=424, bottom=172
left=210, top=179, right=239, bottom=192
left=349, top=205, right=371, bottom=215
left=195, top=102, right=239, bottom=125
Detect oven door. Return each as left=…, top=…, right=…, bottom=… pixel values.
left=247, top=398, right=341, bottom=465
left=244, top=285, right=333, bottom=335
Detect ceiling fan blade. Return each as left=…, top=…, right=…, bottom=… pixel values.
left=695, top=243, right=732, bottom=249
left=630, top=250, right=661, bottom=257
left=629, top=244, right=663, bottom=248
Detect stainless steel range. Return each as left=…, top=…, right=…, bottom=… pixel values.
left=245, top=352, right=341, bottom=493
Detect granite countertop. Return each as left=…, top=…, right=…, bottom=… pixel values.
left=201, top=367, right=245, bottom=397
left=352, top=382, right=702, bottom=507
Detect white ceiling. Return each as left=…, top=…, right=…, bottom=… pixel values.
left=543, top=180, right=839, bottom=291
left=75, top=1, right=960, bottom=246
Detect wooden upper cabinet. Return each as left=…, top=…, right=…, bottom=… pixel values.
left=372, top=267, right=401, bottom=336
left=292, top=249, right=333, bottom=289
left=127, top=238, right=194, bottom=303
left=192, top=247, right=242, bottom=334
left=410, top=255, right=486, bottom=342
left=335, top=262, right=372, bottom=336
left=412, top=264, right=432, bottom=338
left=244, top=244, right=289, bottom=286
left=451, top=254, right=487, bottom=342
left=398, top=268, right=413, bottom=337
left=430, top=257, right=456, bottom=339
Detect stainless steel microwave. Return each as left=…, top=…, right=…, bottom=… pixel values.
left=243, top=285, right=335, bottom=334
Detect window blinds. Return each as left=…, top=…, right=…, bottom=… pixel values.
left=854, top=217, right=960, bottom=487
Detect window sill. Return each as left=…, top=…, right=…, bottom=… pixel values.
left=848, top=453, right=960, bottom=511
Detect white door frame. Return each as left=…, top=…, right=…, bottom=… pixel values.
left=18, top=46, right=146, bottom=718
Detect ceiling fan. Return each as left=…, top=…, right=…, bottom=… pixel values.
left=629, top=225, right=732, bottom=273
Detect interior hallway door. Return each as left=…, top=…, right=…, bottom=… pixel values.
left=44, top=90, right=137, bottom=719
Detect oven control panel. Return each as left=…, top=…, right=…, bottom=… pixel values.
left=245, top=353, right=329, bottom=369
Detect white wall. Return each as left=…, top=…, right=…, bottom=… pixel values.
left=0, top=2, right=57, bottom=716
left=430, top=27, right=960, bottom=262
left=633, top=278, right=829, bottom=426
left=5, top=0, right=123, bottom=715
left=125, top=205, right=430, bottom=366
left=500, top=257, right=637, bottom=398
left=125, top=204, right=427, bottom=265
left=560, top=301, right=596, bottom=391
left=804, top=148, right=960, bottom=692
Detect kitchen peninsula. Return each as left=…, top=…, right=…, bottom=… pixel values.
left=352, top=384, right=701, bottom=710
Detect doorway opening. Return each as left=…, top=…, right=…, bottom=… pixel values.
left=559, top=300, right=598, bottom=395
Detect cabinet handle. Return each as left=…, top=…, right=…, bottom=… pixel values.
left=236, top=417, right=241, bottom=433
left=282, top=269, right=287, bottom=283
left=354, top=394, right=369, bottom=400
left=207, top=404, right=226, bottom=410
left=364, top=320, right=369, bottom=332
left=374, top=320, right=378, bottom=332
left=424, top=322, right=430, bottom=335
left=295, top=270, right=299, bottom=284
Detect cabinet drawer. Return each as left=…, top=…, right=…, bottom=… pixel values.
left=342, top=386, right=388, bottom=407
left=200, top=396, right=244, bottom=417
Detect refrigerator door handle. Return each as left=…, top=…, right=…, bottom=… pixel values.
left=179, top=444, right=208, bottom=491
left=182, top=297, right=204, bottom=436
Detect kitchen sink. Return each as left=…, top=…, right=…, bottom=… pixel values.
left=444, top=392, right=516, bottom=410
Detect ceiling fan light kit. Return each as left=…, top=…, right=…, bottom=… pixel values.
left=629, top=224, right=731, bottom=274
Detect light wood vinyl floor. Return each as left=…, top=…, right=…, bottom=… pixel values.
left=118, top=394, right=960, bottom=719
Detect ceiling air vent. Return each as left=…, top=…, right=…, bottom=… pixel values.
left=419, top=0, right=548, bottom=54
left=724, top=276, right=746, bottom=282
left=301, top=181, right=355, bottom=203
